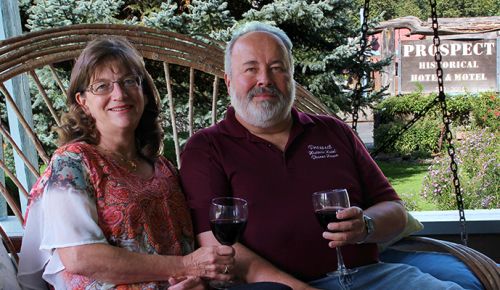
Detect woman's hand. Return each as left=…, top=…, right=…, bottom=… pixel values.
left=321, top=206, right=366, bottom=248
left=182, top=245, right=235, bottom=281
left=168, top=276, right=205, bottom=290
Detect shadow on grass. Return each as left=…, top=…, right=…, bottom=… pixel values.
left=376, top=161, right=429, bottom=183
left=376, top=160, right=437, bottom=210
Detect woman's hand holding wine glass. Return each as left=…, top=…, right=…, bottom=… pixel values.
left=209, top=197, right=248, bottom=289
left=182, top=245, right=234, bottom=279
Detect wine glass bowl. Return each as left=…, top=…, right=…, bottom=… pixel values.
left=312, top=189, right=357, bottom=281
left=210, top=197, right=248, bottom=245
left=313, top=189, right=350, bottom=230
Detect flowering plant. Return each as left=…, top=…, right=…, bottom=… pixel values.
left=421, top=129, right=499, bottom=209
left=472, top=92, right=500, bottom=130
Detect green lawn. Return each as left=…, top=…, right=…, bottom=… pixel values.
left=376, top=160, right=438, bottom=211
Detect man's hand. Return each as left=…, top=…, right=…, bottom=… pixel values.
left=321, top=206, right=366, bottom=248
left=322, top=201, right=407, bottom=247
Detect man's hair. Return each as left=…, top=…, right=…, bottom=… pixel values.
left=224, top=21, right=294, bottom=77
left=57, top=36, right=163, bottom=160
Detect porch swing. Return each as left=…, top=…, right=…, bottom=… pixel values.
left=349, top=0, right=499, bottom=288
left=0, top=1, right=497, bottom=289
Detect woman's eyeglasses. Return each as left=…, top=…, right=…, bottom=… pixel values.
left=85, top=75, right=142, bottom=95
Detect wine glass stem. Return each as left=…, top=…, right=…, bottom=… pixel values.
left=336, top=246, right=347, bottom=273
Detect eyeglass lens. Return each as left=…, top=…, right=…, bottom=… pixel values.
left=88, top=76, right=142, bottom=95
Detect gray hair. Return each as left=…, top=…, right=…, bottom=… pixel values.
left=224, top=21, right=294, bottom=77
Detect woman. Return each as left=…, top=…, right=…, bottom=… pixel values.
left=17, top=37, right=234, bottom=290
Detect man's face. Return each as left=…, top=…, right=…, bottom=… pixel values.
left=225, top=31, right=295, bottom=128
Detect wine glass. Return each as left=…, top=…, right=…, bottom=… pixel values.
left=312, top=189, right=357, bottom=285
left=209, top=197, right=248, bottom=289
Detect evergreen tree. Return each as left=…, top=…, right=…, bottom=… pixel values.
left=186, top=0, right=235, bottom=38
left=19, top=0, right=389, bottom=149
left=240, top=0, right=389, bottom=113
left=143, top=0, right=188, bottom=33
left=145, top=0, right=235, bottom=38
left=19, top=0, right=124, bottom=151
left=360, top=0, right=500, bottom=21
left=26, top=0, right=123, bottom=31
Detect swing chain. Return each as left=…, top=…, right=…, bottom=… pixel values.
left=351, top=0, right=370, bottom=132
left=429, top=0, right=467, bottom=246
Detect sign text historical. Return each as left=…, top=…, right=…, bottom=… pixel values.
left=400, top=39, right=497, bottom=93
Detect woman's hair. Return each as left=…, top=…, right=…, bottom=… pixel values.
left=57, top=36, right=163, bottom=160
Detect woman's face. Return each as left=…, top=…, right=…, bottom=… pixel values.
left=75, top=59, right=146, bottom=139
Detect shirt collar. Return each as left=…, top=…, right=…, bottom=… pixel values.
left=219, top=106, right=315, bottom=139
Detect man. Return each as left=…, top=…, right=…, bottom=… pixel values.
left=180, top=21, right=463, bottom=290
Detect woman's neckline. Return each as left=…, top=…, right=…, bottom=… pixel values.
left=94, top=145, right=156, bottom=180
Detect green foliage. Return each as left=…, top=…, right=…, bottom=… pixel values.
left=144, top=0, right=235, bottom=37
left=19, top=0, right=389, bottom=158
left=26, top=0, right=124, bottom=31
left=431, top=0, right=500, bottom=18
left=122, top=0, right=168, bottom=19
left=374, top=92, right=439, bottom=157
left=421, top=129, right=499, bottom=210
left=373, top=92, right=491, bottom=157
left=357, top=0, right=500, bottom=21
left=374, top=118, right=441, bottom=158
left=240, top=0, right=389, bottom=113
left=142, top=0, right=189, bottom=33
left=30, top=67, right=69, bottom=153
left=187, top=0, right=235, bottom=38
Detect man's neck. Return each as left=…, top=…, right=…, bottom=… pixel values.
left=235, top=113, right=293, bottom=151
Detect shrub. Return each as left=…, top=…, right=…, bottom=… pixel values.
left=374, top=118, right=441, bottom=158
left=421, top=129, right=499, bottom=210
left=373, top=92, right=492, bottom=157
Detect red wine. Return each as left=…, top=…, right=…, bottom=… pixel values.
left=315, top=207, right=344, bottom=230
left=210, top=219, right=247, bottom=245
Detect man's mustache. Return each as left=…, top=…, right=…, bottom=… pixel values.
left=247, top=86, right=283, bottom=100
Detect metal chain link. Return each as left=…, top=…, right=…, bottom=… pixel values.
left=429, top=0, right=467, bottom=245
left=351, top=0, right=370, bottom=132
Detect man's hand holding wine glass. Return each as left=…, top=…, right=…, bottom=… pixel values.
left=321, top=206, right=370, bottom=248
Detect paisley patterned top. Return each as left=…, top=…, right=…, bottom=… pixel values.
left=18, top=142, right=194, bottom=290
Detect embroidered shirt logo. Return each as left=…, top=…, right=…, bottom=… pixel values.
left=307, top=144, right=339, bottom=160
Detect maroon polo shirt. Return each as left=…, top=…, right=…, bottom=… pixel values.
left=180, top=107, right=400, bottom=281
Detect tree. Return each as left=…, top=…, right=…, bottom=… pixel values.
left=19, top=0, right=388, bottom=149
left=357, top=0, right=500, bottom=21
left=144, top=0, right=235, bottom=38
left=25, top=0, right=123, bottom=31
left=432, top=0, right=500, bottom=18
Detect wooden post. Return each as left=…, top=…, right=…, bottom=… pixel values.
left=381, top=28, right=396, bottom=95
left=0, top=0, right=38, bottom=216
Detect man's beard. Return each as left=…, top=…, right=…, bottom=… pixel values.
left=230, top=81, right=295, bottom=128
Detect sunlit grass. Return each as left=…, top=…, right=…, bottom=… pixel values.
left=376, top=160, right=438, bottom=211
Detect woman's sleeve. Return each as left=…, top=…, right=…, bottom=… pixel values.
left=40, top=150, right=107, bottom=248
left=18, top=149, right=108, bottom=289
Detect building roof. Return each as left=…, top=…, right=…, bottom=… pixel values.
left=375, top=16, right=500, bottom=36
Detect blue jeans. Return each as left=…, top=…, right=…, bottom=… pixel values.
left=309, top=262, right=465, bottom=290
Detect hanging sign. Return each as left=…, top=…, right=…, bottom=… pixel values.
left=399, top=39, right=497, bottom=93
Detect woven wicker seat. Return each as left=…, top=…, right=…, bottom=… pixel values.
left=0, top=24, right=497, bottom=289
